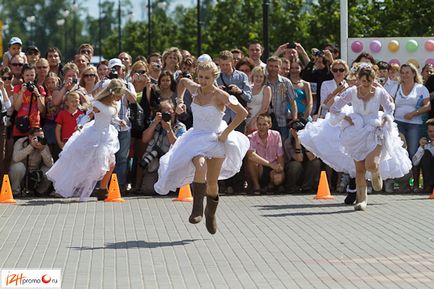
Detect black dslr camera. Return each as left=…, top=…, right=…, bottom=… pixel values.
left=289, top=118, right=307, bottom=131
left=161, top=112, right=171, bottom=122
left=37, top=136, right=47, bottom=145
left=140, top=145, right=164, bottom=169
left=108, top=68, right=119, bottom=79
left=25, top=81, right=35, bottom=92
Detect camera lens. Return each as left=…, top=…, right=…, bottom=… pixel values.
left=161, top=112, right=171, bottom=122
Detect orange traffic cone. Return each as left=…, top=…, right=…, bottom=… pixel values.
left=314, top=171, right=334, bottom=200
left=0, top=175, right=16, bottom=204
left=104, top=174, right=125, bottom=202
left=429, top=188, right=434, bottom=199
left=173, top=184, right=193, bottom=202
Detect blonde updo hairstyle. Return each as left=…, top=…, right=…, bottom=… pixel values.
left=196, top=60, right=220, bottom=79
left=96, top=79, right=126, bottom=106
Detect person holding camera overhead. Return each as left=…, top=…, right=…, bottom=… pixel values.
left=10, top=127, right=53, bottom=197
left=298, top=43, right=334, bottom=115
left=12, top=63, right=46, bottom=140
left=138, top=100, right=186, bottom=195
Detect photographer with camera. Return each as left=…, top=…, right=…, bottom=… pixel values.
left=216, top=50, right=252, bottom=132
left=52, top=63, right=89, bottom=107
left=298, top=43, right=334, bottom=115
left=284, top=121, right=321, bottom=194
left=412, top=118, right=434, bottom=194
left=139, top=100, right=186, bottom=195
left=10, top=127, right=53, bottom=196
left=12, top=64, right=46, bottom=140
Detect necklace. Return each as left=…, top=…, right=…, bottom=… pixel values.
left=358, top=87, right=374, bottom=99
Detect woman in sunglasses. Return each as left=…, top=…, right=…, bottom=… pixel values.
left=319, top=60, right=350, bottom=116
left=79, top=65, right=100, bottom=101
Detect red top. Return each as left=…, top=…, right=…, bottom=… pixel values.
left=12, top=84, right=47, bottom=137
left=55, top=109, right=84, bottom=142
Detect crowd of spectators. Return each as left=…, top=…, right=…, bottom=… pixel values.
left=0, top=35, right=433, bottom=199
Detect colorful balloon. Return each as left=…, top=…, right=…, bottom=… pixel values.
left=424, top=40, right=434, bottom=52
left=407, top=59, right=420, bottom=69
left=369, top=40, right=382, bottom=53
left=389, top=59, right=400, bottom=66
left=388, top=40, right=400, bottom=52
left=425, top=58, right=434, bottom=66
left=351, top=41, right=364, bottom=53
left=406, top=40, right=418, bottom=52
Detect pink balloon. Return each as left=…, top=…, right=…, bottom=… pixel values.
left=389, top=59, right=400, bottom=65
left=351, top=41, right=364, bottom=53
left=424, top=40, right=434, bottom=52
left=369, top=40, right=382, bottom=53
left=425, top=58, right=434, bottom=66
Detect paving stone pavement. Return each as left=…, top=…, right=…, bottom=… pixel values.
left=0, top=193, right=433, bottom=289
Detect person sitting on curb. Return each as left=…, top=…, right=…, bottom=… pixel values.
left=246, top=114, right=284, bottom=194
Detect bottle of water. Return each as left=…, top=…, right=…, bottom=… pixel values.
left=415, top=95, right=424, bottom=109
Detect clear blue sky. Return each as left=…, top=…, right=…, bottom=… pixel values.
left=84, top=0, right=194, bottom=21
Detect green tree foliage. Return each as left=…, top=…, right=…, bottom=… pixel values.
left=1, top=0, right=432, bottom=62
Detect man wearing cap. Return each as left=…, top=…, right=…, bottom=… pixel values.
left=2, top=37, right=27, bottom=67
left=107, top=58, right=137, bottom=193
left=25, top=45, right=40, bottom=65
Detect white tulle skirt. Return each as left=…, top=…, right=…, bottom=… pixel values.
left=154, top=125, right=250, bottom=195
left=298, top=112, right=412, bottom=179
left=46, top=121, right=119, bottom=201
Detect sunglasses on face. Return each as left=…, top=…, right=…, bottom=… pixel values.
left=135, top=70, right=146, bottom=75
left=11, top=63, right=24, bottom=67
left=2, top=76, right=12, bottom=81
left=37, top=66, right=48, bottom=69
left=332, top=68, right=345, bottom=73
left=83, top=74, right=96, bottom=78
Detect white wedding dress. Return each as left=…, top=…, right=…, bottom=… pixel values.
left=154, top=101, right=250, bottom=195
left=47, top=101, right=120, bottom=201
left=298, top=86, right=411, bottom=179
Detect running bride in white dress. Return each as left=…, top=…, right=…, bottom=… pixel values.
left=47, top=79, right=126, bottom=201
left=299, top=65, right=411, bottom=210
left=154, top=60, right=249, bottom=234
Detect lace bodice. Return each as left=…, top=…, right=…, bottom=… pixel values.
left=191, top=102, right=225, bottom=133
left=331, top=86, right=394, bottom=117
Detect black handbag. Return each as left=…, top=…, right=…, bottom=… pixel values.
left=129, top=102, right=145, bottom=133
left=15, top=92, right=34, bottom=133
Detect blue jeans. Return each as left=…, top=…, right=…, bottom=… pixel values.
left=278, top=126, right=289, bottom=141
left=396, top=120, right=420, bottom=159
left=115, top=130, right=131, bottom=188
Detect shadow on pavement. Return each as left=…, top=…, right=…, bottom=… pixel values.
left=69, top=239, right=200, bottom=250
left=261, top=210, right=355, bottom=217
left=18, top=199, right=84, bottom=206
left=255, top=203, right=349, bottom=210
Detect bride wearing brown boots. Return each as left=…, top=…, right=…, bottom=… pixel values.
left=154, top=59, right=249, bottom=233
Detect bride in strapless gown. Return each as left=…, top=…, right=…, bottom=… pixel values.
left=154, top=60, right=249, bottom=234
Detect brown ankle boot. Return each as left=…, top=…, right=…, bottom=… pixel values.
left=354, top=185, right=367, bottom=211
left=189, top=182, right=206, bottom=224
left=205, top=195, right=219, bottom=234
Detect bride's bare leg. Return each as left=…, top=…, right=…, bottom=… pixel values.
left=204, top=158, right=225, bottom=234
